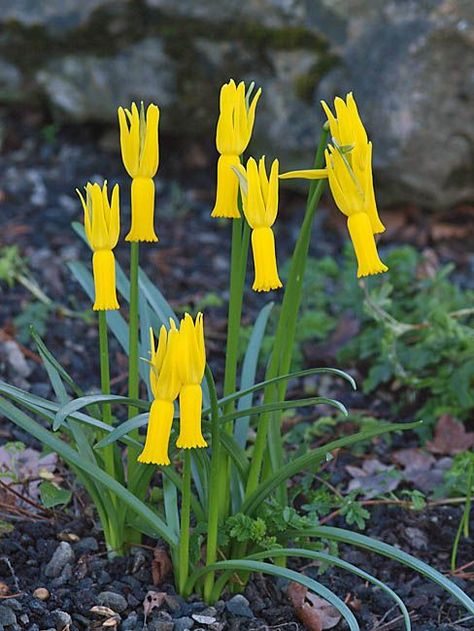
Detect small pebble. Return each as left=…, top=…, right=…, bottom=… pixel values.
left=174, top=616, right=194, bottom=631
left=226, top=594, right=254, bottom=618
left=33, top=588, right=50, bottom=601
left=147, top=620, right=174, bottom=631
left=3, top=600, right=21, bottom=612
left=191, top=614, right=216, bottom=625
left=44, top=542, right=75, bottom=578
left=97, top=591, right=128, bottom=614
left=120, top=612, right=138, bottom=630
left=52, top=610, right=72, bottom=629
left=0, top=606, right=16, bottom=626
left=74, top=536, right=99, bottom=555
left=58, top=531, right=80, bottom=543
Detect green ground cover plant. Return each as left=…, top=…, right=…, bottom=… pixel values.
left=244, top=244, right=474, bottom=429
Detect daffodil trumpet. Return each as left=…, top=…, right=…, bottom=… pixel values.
left=177, top=384, right=206, bottom=449
left=211, top=80, right=261, bottom=218
left=176, top=313, right=207, bottom=449
left=236, top=157, right=282, bottom=292
left=118, top=102, right=160, bottom=241
left=138, top=324, right=181, bottom=466
left=92, top=250, right=119, bottom=311
left=77, top=182, right=120, bottom=311
left=137, top=399, right=174, bottom=466
left=347, top=212, right=388, bottom=278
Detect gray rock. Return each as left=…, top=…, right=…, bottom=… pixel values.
left=174, top=617, right=194, bottom=631
left=317, top=0, right=474, bottom=209
left=1, top=0, right=126, bottom=32
left=120, top=611, right=138, bottom=630
left=44, top=542, right=75, bottom=578
left=74, top=536, right=99, bottom=554
left=0, top=60, right=22, bottom=100
left=51, top=610, right=72, bottom=629
left=0, top=606, right=16, bottom=626
left=97, top=591, right=128, bottom=614
left=2, top=601, right=21, bottom=613
left=147, top=620, right=174, bottom=631
left=145, top=0, right=325, bottom=34
left=226, top=594, right=254, bottom=618
left=0, top=0, right=472, bottom=209
left=36, top=38, right=177, bottom=123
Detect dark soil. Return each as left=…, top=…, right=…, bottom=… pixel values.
left=0, top=502, right=472, bottom=630
left=0, top=106, right=473, bottom=630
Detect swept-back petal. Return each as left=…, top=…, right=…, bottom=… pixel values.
left=279, top=168, right=328, bottom=180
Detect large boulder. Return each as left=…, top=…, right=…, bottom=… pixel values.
left=0, top=0, right=472, bottom=209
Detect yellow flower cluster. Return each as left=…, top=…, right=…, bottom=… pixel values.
left=280, top=93, right=388, bottom=278
left=138, top=314, right=207, bottom=466
left=76, top=83, right=389, bottom=470
left=77, top=101, right=207, bottom=467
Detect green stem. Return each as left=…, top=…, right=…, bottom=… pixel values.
left=98, top=311, right=116, bottom=483
left=451, top=460, right=473, bottom=571
left=203, top=365, right=221, bottom=603
left=127, top=241, right=140, bottom=486
left=178, top=450, right=192, bottom=595
left=246, top=124, right=329, bottom=501
left=220, top=217, right=250, bottom=519
left=223, top=217, right=248, bottom=402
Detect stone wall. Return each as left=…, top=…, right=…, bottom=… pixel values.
left=0, top=0, right=473, bottom=209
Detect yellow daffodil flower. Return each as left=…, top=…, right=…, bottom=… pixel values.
left=211, top=80, right=261, bottom=219
left=321, top=92, right=385, bottom=234
left=236, top=157, right=282, bottom=291
left=118, top=102, right=160, bottom=242
left=280, top=93, right=388, bottom=278
left=138, top=324, right=181, bottom=466
left=77, top=182, right=120, bottom=311
left=176, top=313, right=207, bottom=449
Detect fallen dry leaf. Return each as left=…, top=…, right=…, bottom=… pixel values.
left=90, top=606, right=116, bottom=617
left=0, top=445, right=57, bottom=503
left=426, top=414, right=474, bottom=455
left=393, top=447, right=452, bottom=493
left=143, top=590, right=166, bottom=620
left=151, top=547, right=172, bottom=585
left=393, top=448, right=436, bottom=473
left=287, top=582, right=341, bottom=630
left=345, top=458, right=401, bottom=498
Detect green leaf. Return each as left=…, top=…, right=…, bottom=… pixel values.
left=39, top=481, right=72, bottom=508
left=0, top=398, right=178, bottom=547
left=68, top=261, right=148, bottom=384
left=247, top=548, right=410, bottom=631
left=54, top=395, right=150, bottom=431
left=304, top=526, right=474, bottom=616
left=30, top=327, right=82, bottom=397
left=219, top=366, right=356, bottom=409
left=241, top=421, right=421, bottom=517
left=94, top=413, right=149, bottom=449
left=186, top=559, right=359, bottom=631
left=220, top=396, right=348, bottom=426
left=235, top=302, right=274, bottom=449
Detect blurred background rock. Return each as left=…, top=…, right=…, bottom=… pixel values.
left=0, top=0, right=472, bottom=209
